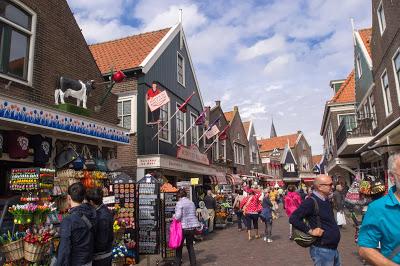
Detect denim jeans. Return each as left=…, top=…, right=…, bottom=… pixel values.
left=309, top=246, right=341, bottom=266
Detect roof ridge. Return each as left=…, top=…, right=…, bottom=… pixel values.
left=89, top=27, right=171, bottom=47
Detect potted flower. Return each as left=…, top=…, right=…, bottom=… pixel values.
left=23, top=224, right=56, bottom=262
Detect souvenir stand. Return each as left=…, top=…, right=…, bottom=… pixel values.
left=110, top=172, right=138, bottom=265
left=137, top=175, right=160, bottom=258
left=159, top=182, right=178, bottom=262
left=214, top=187, right=232, bottom=229
left=219, top=185, right=234, bottom=224
left=0, top=167, right=57, bottom=265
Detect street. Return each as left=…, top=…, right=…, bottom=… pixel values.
left=140, top=212, right=365, bottom=266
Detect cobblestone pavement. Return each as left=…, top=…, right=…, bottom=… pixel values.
left=139, top=212, right=365, bottom=266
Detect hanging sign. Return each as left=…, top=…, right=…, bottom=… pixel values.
left=147, top=90, right=170, bottom=112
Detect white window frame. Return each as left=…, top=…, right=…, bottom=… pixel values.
left=212, top=137, right=219, bottom=162
left=190, top=112, right=199, bottom=145
left=177, top=52, right=185, bottom=87
left=337, top=113, right=356, bottom=129
left=159, top=101, right=171, bottom=143
left=219, top=139, right=226, bottom=160
left=328, top=123, right=334, bottom=148
left=392, top=48, right=400, bottom=106
left=234, top=143, right=245, bottom=165
left=356, top=53, right=363, bottom=78
left=369, top=94, right=377, bottom=129
left=118, top=95, right=136, bottom=133
left=0, top=0, right=37, bottom=86
left=377, top=0, right=386, bottom=35
left=175, top=103, right=186, bottom=146
left=381, top=70, right=393, bottom=116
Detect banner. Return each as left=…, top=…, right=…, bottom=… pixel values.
left=147, top=90, right=170, bottom=112
left=205, top=125, right=220, bottom=139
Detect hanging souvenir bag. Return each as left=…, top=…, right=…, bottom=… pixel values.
left=345, top=174, right=363, bottom=205
left=54, top=144, right=79, bottom=169
left=106, top=150, right=122, bottom=171
left=82, top=145, right=96, bottom=171
left=95, top=149, right=108, bottom=172
left=72, top=145, right=85, bottom=170
left=168, top=218, right=183, bottom=249
left=371, top=179, right=386, bottom=195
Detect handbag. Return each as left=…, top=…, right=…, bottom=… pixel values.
left=54, top=145, right=79, bottom=169
left=336, top=211, right=346, bottom=226
left=242, top=196, right=253, bottom=215
left=292, top=197, right=320, bottom=248
left=168, top=218, right=183, bottom=249
left=82, top=145, right=96, bottom=170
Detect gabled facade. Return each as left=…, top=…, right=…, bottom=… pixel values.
left=90, top=23, right=217, bottom=181
left=243, top=120, right=262, bottom=173
left=0, top=0, right=128, bottom=195
left=356, top=0, right=400, bottom=176
left=224, top=106, right=251, bottom=175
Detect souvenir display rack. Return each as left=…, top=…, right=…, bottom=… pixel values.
left=137, top=175, right=160, bottom=255
left=160, top=192, right=177, bottom=260
left=112, top=172, right=138, bottom=265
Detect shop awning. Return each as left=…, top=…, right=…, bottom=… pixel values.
left=216, top=173, right=228, bottom=185
left=267, top=180, right=284, bottom=187
left=283, top=178, right=301, bottom=182
left=209, top=176, right=218, bottom=184
left=301, top=177, right=316, bottom=183
left=226, top=174, right=242, bottom=185
left=0, top=95, right=130, bottom=144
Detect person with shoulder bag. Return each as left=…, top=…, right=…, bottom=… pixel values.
left=233, top=190, right=245, bottom=231
left=260, top=190, right=273, bottom=243
left=289, top=175, right=341, bottom=266
left=240, top=189, right=262, bottom=241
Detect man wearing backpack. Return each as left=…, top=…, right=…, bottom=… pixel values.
left=55, top=183, right=97, bottom=266
left=289, top=175, right=341, bottom=266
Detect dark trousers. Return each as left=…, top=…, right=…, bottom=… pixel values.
left=264, top=219, right=272, bottom=238
left=176, top=229, right=196, bottom=266
left=235, top=210, right=243, bottom=229
left=245, top=213, right=259, bottom=230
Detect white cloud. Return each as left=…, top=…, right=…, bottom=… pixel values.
left=237, top=35, right=287, bottom=61
left=263, top=54, right=295, bottom=77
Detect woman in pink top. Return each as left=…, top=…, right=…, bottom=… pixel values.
left=284, top=185, right=302, bottom=240
left=240, top=189, right=262, bottom=240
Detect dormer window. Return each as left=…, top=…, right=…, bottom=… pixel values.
left=177, top=52, right=185, bottom=86
left=377, top=1, right=386, bottom=35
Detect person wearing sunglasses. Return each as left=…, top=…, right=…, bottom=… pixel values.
left=289, top=175, right=341, bottom=266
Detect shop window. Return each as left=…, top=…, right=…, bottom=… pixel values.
left=177, top=52, right=185, bottom=86
left=0, top=1, right=35, bottom=84
left=381, top=70, right=392, bottom=115
left=377, top=0, right=386, bottom=35
left=176, top=103, right=186, bottom=145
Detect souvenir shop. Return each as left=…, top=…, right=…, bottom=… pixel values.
left=0, top=95, right=139, bottom=265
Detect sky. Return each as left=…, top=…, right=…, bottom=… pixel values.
left=67, top=0, right=371, bottom=154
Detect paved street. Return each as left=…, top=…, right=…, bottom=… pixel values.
left=139, top=211, right=365, bottom=266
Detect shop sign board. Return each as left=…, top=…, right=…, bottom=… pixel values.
left=0, top=96, right=129, bottom=144
left=190, top=178, right=199, bottom=185
left=176, top=145, right=209, bottom=165
left=147, top=90, right=170, bottom=112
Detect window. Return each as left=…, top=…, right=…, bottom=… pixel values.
left=381, top=70, right=392, bottom=115
left=369, top=94, right=377, bottom=129
left=190, top=113, right=199, bottom=145
left=176, top=104, right=186, bottom=145
left=234, top=144, right=244, bottom=165
left=393, top=50, right=400, bottom=103
left=356, top=54, right=362, bottom=78
left=177, top=52, right=185, bottom=86
left=219, top=139, right=226, bottom=160
left=327, top=123, right=334, bottom=148
left=338, top=114, right=356, bottom=132
left=0, top=0, right=35, bottom=84
left=118, top=99, right=131, bottom=129
left=212, top=139, right=218, bottom=162
left=377, top=1, right=386, bottom=34
left=159, top=103, right=170, bottom=141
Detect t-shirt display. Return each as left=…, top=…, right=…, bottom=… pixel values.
left=6, top=130, right=29, bottom=159
left=30, top=135, right=52, bottom=164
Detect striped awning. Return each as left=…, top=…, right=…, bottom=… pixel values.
left=209, top=176, right=218, bottom=184
left=226, top=174, right=242, bottom=185
left=216, top=173, right=228, bottom=185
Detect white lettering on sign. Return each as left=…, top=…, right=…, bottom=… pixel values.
left=147, top=90, right=170, bottom=112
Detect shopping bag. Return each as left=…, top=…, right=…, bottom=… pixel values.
left=336, top=211, right=347, bottom=226
left=168, top=218, right=183, bottom=249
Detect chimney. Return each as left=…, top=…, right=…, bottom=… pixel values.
left=297, top=130, right=302, bottom=135
left=205, top=106, right=211, bottom=125
left=215, top=100, right=220, bottom=107
left=234, top=106, right=238, bottom=112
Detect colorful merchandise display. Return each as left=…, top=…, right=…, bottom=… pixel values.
left=161, top=191, right=178, bottom=260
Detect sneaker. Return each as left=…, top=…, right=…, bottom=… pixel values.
left=267, top=238, right=273, bottom=243
left=263, top=237, right=267, bottom=242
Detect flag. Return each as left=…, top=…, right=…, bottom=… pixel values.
left=218, top=125, right=230, bottom=141
left=178, top=92, right=195, bottom=113
left=205, top=125, right=220, bottom=139
left=207, top=115, right=221, bottom=130
left=195, top=110, right=206, bottom=125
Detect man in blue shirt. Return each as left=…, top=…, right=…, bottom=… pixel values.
left=358, top=153, right=400, bottom=265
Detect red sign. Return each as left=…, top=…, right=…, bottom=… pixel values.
left=177, top=145, right=210, bottom=165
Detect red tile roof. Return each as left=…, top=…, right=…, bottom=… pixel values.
left=89, top=28, right=171, bottom=74
left=224, top=111, right=235, bottom=123
left=257, top=133, right=299, bottom=152
left=312, top=155, right=322, bottom=165
left=330, top=70, right=355, bottom=104
left=358, top=28, right=372, bottom=57
left=242, top=121, right=251, bottom=136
